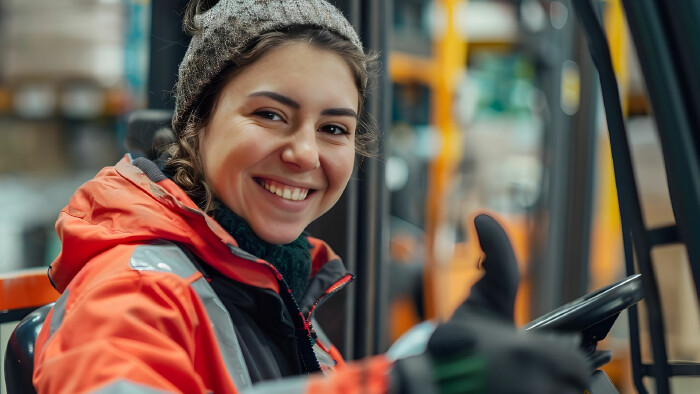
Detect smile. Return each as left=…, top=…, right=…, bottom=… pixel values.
left=256, top=178, right=310, bottom=201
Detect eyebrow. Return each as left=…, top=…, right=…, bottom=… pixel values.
left=321, top=108, right=358, bottom=119
left=248, top=91, right=358, bottom=119
left=248, top=91, right=300, bottom=108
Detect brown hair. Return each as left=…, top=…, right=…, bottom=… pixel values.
left=164, top=27, right=379, bottom=214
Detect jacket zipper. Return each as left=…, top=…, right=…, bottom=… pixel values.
left=227, top=243, right=352, bottom=372
left=306, top=274, right=355, bottom=322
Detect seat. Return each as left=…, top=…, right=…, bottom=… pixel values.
left=4, top=303, right=54, bottom=394
left=125, top=109, right=175, bottom=160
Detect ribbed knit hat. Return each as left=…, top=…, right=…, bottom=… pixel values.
left=173, top=0, right=363, bottom=131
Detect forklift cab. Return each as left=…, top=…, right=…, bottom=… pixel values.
left=4, top=0, right=700, bottom=393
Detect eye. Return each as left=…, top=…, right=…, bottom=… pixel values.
left=254, top=110, right=283, bottom=121
left=319, top=124, right=349, bottom=135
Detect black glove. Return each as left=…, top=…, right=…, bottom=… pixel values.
left=391, top=214, right=591, bottom=394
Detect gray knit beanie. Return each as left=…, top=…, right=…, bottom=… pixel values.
left=173, top=0, right=363, bottom=131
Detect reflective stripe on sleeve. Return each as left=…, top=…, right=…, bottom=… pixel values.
left=191, top=276, right=253, bottom=388
left=49, top=289, right=69, bottom=337
left=93, top=379, right=174, bottom=394
left=239, top=375, right=309, bottom=394
left=129, top=241, right=252, bottom=390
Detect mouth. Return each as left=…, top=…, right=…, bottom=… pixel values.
left=254, top=177, right=312, bottom=201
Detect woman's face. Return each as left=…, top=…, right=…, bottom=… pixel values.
left=200, top=42, right=358, bottom=244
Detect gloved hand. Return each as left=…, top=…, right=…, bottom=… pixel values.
left=391, top=214, right=591, bottom=394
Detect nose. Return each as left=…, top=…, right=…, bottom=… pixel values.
left=281, top=127, right=321, bottom=171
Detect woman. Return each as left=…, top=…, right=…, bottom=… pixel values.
left=33, top=0, right=590, bottom=393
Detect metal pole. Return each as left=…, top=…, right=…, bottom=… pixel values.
left=527, top=0, right=578, bottom=317
left=312, top=0, right=390, bottom=360
left=361, top=0, right=391, bottom=355
left=562, top=23, right=598, bottom=303
left=573, top=0, right=671, bottom=391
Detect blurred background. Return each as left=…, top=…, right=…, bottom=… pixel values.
left=1, top=0, right=697, bottom=392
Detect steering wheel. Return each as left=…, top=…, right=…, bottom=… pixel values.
left=387, top=274, right=643, bottom=365
left=524, top=274, right=643, bottom=332
left=524, top=274, right=643, bottom=366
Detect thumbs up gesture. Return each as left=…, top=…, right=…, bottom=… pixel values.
left=425, top=214, right=591, bottom=393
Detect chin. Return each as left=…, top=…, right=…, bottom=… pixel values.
left=254, top=227, right=304, bottom=245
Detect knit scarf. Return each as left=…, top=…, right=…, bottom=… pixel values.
left=212, top=200, right=312, bottom=301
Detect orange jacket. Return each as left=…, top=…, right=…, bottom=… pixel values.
left=33, top=155, right=391, bottom=393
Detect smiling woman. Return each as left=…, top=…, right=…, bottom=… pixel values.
left=199, top=43, right=358, bottom=245
left=167, top=26, right=378, bottom=217
left=31, top=1, right=396, bottom=392
left=28, top=0, right=591, bottom=393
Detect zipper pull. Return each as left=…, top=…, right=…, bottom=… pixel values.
left=308, top=321, right=318, bottom=341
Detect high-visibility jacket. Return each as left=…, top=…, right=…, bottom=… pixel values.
left=33, top=155, right=391, bottom=393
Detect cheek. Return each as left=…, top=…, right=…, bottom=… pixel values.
left=326, top=146, right=355, bottom=190
left=202, top=125, right=260, bottom=182
left=202, top=137, right=246, bottom=191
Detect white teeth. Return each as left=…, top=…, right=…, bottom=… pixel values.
left=261, top=179, right=310, bottom=201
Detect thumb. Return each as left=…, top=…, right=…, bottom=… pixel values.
left=460, top=214, right=519, bottom=321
